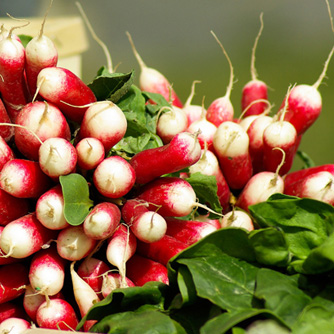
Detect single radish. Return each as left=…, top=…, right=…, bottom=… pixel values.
left=129, top=131, right=201, bottom=185
left=0, top=135, right=15, bottom=171
left=38, top=137, right=77, bottom=180
left=23, top=284, right=47, bottom=322
left=221, top=209, right=254, bottom=231
left=126, top=254, right=169, bottom=286
left=0, top=317, right=30, bottom=333
left=0, top=302, right=25, bottom=323
left=14, top=101, right=71, bottom=161
left=77, top=101, right=127, bottom=152
left=0, top=213, right=56, bottom=259
left=83, top=202, right=121, bottom=240
left=77, top=257, right=111, bottom=297
left=0, top=227, right=20, bottom=265
left=206, top=31, right=235, bottom=127
left=165, top=217, right=219, bottom=246
left=0, top=99, right=14, bottom=142
left=106, top=224, right=137, bottom=280
left=284, top=171, right=334, bottom=205
left=101, top=273, right=135, bottom=298
left=126, top=31, right=183, bottom=108
left=136, top=234, right=188, bottom=267
left=182, top=80, right=205, bottom=125
left=212, top=121, right=253, bottom=190
left=36, top=297, right=79, bottom=331
left=0, top=263, right=29, bottom=304
left=279, top=46, right=334, bottom=136
left=241, top=13, right=268, bottom=117
left=93, top=156, right=136, bottom=199
left=188, top=148, right=231, bottom=211
left=75, top=137, right=105, bottom=171
left=25, top=0, right=58, bottom=98
left=121, top=199, right=167, bottom=243
left=70, top=261, right=100, bottom=332
left=56, top=225, right=97, bottom=261
left=35, top=184, right=69, bottom=230
left=0, top=158, right=52, bottom=198
left=35, top=66, right=97, bottom=123
left=137, top=176, right=222, bottom=217
left=28, top=246, right=66, bottom=297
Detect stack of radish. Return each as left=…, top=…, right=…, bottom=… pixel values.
left=1, top=3, right=334, bottom=333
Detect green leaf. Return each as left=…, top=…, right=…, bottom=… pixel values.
left=18, top=34, right=33, bottom=48
left=143, top=91, right=171, bottom=108
left=296, top=150, right=315, bottom=169
left=59, top=173, right=94, bottom=226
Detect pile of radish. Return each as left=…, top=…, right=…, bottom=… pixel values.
left=1, top=1, right=334, bottom=333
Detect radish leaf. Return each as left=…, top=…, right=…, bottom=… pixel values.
left=59, top=173, right=94, bottom=226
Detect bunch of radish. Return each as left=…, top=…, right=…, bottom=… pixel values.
left=1, top=2, right=334, bottom=333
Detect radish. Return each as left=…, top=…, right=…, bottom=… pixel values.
left=77, top=257, right=110, bottom=297
left=38, top=137, right=77, bottom=180
left=56, top=225, right=97, bottom=261
left=83, top=202, right=121, bottom=240
left=126, top=254, right=169, bottom=286
left=0, top=263, right=29, bottom=304
left=35, top=184, right=69, bottom=230
left=156, top=105, right=188, bottom=144
left=23, top=284, right=47, bottom=322
left=0, top=99, right=14, bottom=142
left=0, top=227, right=20, bottom=265
left=136, top=234, right=188, bottom=267
left=0, top=302, right=25, bottom=323
left=165, top=217, right=219, bottom=246
left=129, top=131, right=201, bottom=185
left=137, top=176, right=222, bottom=217
left=77, top=101, right=127, bottom=152
left=28, top=246, right=66, bottom=297
left=36, top=297, right=79, bottom=331
left=221, top=209, right=255, bottom=231
left=101, top=273, right=135, bottom=298
left=25, top=0, right=58, bottom=98
left=75, top=137, right=105, bottom=171
left=35, top=66, right=97, bottom=123
left=241, top=13, right=268, bottom=117
left=195, top=214, right=222, bottom=229
left=279, top=46, right=334, bottom=136
left=0, top=158, right=52, bottom=198
left=126, top=31, right=183, bottom=108
left=205, top=31, right=234, bottom=127
left=0, top=213, right=56, bottom=259
left=212, top=121, right=253, bottom=190
left=106, top=224, right=137, bottom=280
left=92, top=156, right=136, bottom=199
left=0, top=317, right=30, bottom=334
left=121, top=199, right=167, bottom=243
left=70, top=261, right=100, bottom=332
left=0, top=136, right=14, bottom=172
left=14, top=101, right=71, bottom=161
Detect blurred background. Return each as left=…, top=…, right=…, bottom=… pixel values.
left=1, top=0, right=334, bottom=171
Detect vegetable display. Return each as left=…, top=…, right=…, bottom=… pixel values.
left=2, top=1, right=334, bottom=333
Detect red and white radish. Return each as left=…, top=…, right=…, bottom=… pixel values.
left=0, top=136, right=14, bottom=172
left=75, top=137, right=105, bottom=171
left=101, top=273, right=135, bottom=298
left=0, top=99, right=14, bottom=142
left=93, top=156, right=136, bottom=199
left=0, top=227, right=20, bottom=265
left=221, top=209, right=254, bottom=231
left=0, top=302, right=25, bottom=324
left=129, top=131, right=201, bottom=185
left=206, top=31, right=234, bottom=126
left=0, top=317, right=30, bottom=333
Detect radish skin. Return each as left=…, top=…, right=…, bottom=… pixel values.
left=0, top=302, right=25, bottom=323
left=0, top=99, right=14, bottom=142
left=221, top=210, right=254, bottom=231
left=0, top=317, right=30, bottom=334
left=0, top=136, right=15, bottom=172
left=101, top=273, right=135, bottom=298
left=75, top=137, right=105, bottom=171
left=182, top=80, right=204, bottom=125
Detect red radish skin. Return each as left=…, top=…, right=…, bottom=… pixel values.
left=0, top=189, right=30, bottom=226
left=36, top=298, right=79, bottom=331
left=0, top=99, right=14, bottom=142
left=14, top=101, right=71, bottom=161
left=75, top=137, right=105, bottom=171
left=0, top=213, right=56, bottom=259
left=165, top=217, right=219, bottom=246
left=121, top=199, right=167, bottom=243
left=83, top=202, right=121, bottom=240
left=101, top=273, right=135, bottom=298
left=0, top=302, right=25, bottom=323
left=93, top=156, right=136, bottom=199
left=213, top=121, right=253, bottom=190
left=56, top=225, right=97, bottom=261
left=195, top=214, right=222, bottom=229
left=0, top=158, right=52, bottom=199
left=0, top=136, right=15, bottom=171
left=36, top=66, right=97, bottom=123
left=0, top=263, right=29, bottom=304
left=136, top=234, right=188, bottom=267
left=28, top=246, right=66, bottom=297
left=221, top=210, right=254, bottom=231
left=126, top=254, right=169, bottom=286
left=206, top=31, right=235, bottom=127
left=239, top=115, right=259, bottom=132
left=0, top=317, right=30, bottom=333
left=130, top=131, right=201, bottom=185
left=35, top=184, right=69, bottom=230
left=126, top=31, right=183, bottom=108
left=78, top=101, right=127, bottom=152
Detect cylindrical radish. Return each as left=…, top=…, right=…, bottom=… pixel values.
left=221, top=210, right=255, bottom=231
left=75, top=137, right=105, bottom=171
left=129, top=131, right=201, bottom=185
